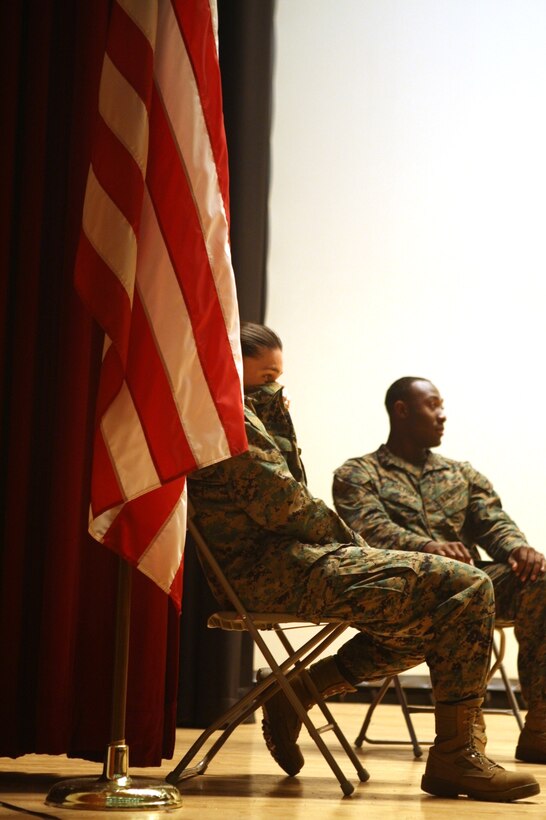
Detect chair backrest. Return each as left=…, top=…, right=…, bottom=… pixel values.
left=187, top=501, right=345, bottom=658
left=187, top=500, right=249, bottom=613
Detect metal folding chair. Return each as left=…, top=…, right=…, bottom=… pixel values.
left=167, top=506, right=369, bottom=796
left=354, top=625, right=524, bottom=758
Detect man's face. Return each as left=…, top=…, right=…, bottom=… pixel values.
left=403, top=380, right=446, bottom=449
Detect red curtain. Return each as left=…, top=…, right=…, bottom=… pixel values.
left=0, top=1, right=179, bottom=766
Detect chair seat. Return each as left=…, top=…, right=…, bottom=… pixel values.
left=207, top=611, right=337, bottom=630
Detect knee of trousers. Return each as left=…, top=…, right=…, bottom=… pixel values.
left=423, top=555, right=494, bottom=597
left=476, top=569, right=496, bottom=614
left=463, top=567, right=495, bottom=615
left=464, top=565, right=495, bottom=604
left=518, top=570, right=546, bottom=613
left=426, top=560, right=496, bottom=622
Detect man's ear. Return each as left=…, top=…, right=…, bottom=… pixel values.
left=393, top=399, right=409, bottom=420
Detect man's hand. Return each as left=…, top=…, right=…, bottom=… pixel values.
left=508, top=547, right=546, bottom=583
left=422, top=540, right=474, bottom=564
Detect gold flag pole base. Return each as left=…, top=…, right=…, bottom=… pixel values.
left=45, top=743, right=183, bottom=811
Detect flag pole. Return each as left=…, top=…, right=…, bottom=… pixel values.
left=45, top=558, right=183, bottom=811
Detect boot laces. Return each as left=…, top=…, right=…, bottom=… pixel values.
left=464, top=708, right=501, bottom=771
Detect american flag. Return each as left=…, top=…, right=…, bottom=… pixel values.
left=75, top=0, right=247, bottom=609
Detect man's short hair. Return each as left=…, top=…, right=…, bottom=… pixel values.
left=385, top=376, right=429, bottom=415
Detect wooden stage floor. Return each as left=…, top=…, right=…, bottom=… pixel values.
left=0, top=703, right=544, bottom=819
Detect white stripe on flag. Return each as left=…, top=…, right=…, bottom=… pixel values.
left=99, top=54, right=150, bottom=176
left=82, top=167, right=136, bottom=299
left=101, top=380, right=160, bottom=499
left=155, top=2, right=237, bottom=327
left=138, top=484, right=187, bottom=592
left=137, top=190, right=231, bottom=464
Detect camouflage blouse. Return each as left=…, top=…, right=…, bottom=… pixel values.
left=188, top=382, right=360, bottom=611
left=332, top=445, right=528, bottom=563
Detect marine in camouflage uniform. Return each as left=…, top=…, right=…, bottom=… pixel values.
left=332, top=376, right=546, bottom=765
left=188, top=382, right=495, bottom=702
left=333, top=439, right=546, bottom=711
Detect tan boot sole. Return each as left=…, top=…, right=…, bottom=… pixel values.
left=421, top=774, right=540, bottom=802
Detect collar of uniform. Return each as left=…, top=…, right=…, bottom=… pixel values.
left=245, top=381, right=283, bottom=405
left=377, top=444, right=450, bottom=477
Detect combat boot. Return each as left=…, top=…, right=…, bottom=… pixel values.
left=473, top=709, right=487, bottom=754
left=421, top=698, right=540, bottom=802
left=515, top=705, right=546, bottom=763
left=258, top=656, right=356, bottom=776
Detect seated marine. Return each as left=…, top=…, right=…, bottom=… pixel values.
left=188, top=331, right=539, bottom=802
left=333, top=375, right=546, bottom=765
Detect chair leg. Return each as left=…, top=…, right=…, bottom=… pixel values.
left=354, top=677, right=393, bottom=747
left=354, top=676, right=425, bottom=757
left=167, top=628, right=337, bottom=784
left=167, top=670, right=279, bottom=783
left=497, top=661, right=524, bottom=730
left=263, top=624, right=366, bottom=793
left=169, top=622, right=369, bottom=795
left=393, top=676, right=424, bottom=758
left=273, top=628, right=370, bottom=785
left=484, top=636, right=524, bottom=731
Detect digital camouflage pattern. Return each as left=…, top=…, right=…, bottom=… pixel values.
left=305, top=544, right=494, bottom=701
left=332, top=444, right=528, bottom=561
left=333, top=444, right=546, bottom=706
left=188, top=385, right=495, bottom=701
left=188, top=382, right=358, bottom=612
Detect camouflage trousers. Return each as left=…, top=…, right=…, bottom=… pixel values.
left=297, top=546, right=495, bottom=703
left=483, top=562, right=546, bottom=708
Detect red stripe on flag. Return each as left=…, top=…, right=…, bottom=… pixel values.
left=93, top=345, right=130, bottom=430
left=169, top=558, right=184, bottom=610
left=147, top=88, right=245, bottom=453
left=91, top=119, right=145, bottom=235
left=171, top=0, right=230, bottom=215
left=91, top=428, right=124, bottom=516
left=102, top=477, right=185, bottom=563
left=107, top=4, right=155, bottom=107
left=126, top=290, right=197, bottom=480
left=75, top=234, right=133, bottom=362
